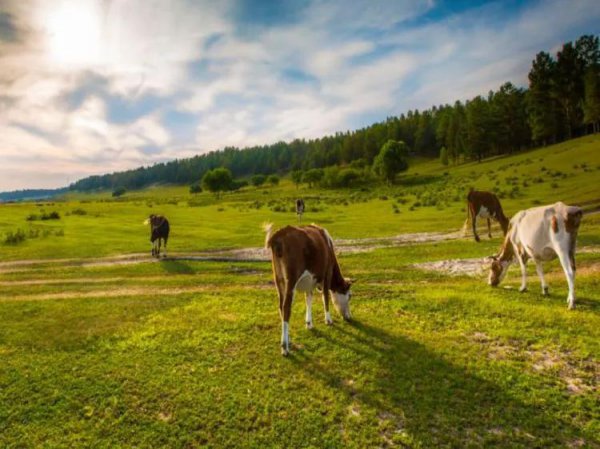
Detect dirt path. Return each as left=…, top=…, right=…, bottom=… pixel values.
left=0, top=231, right=466, bottom=271
left=4, top=283, right=272, bottom=302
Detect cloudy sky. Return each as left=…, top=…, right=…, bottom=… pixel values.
left=0, top=0, right=598, bottom=191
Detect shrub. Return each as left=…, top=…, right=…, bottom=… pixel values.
left=189, top=183, right=202, bottom=194
left=267, top=175, right=280, bottom=186
left=251, top=174, right=266, bottom=187
left=4, top=229, right=26, bottom=245
left=71, top=208, right=87, bottom=215
left=112, top=187, right=126, bottom=197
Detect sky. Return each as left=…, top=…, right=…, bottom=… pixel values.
left=0, top=0, right=598, bottom=191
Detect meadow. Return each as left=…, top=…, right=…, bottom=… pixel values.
left=1, top=135, right=599, bottom=448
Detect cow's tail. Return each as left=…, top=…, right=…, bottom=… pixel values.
left=263, top=222, right=274, bottom=249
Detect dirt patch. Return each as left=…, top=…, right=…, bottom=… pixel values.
left=468, top=332, right=599, bottom=395
left=412, top=257, right=489, bottom=277
left=4, top=283, right=271, bottom=302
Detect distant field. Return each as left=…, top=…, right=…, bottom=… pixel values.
left=1, top=135, right=599, bottom=447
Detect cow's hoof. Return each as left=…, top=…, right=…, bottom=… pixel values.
left=306, top=321, right=313, bottom=329
left=325, top=320, right=333, bottom=326
left=475, top=236, right=481, bottom=243
left=542, top=287, right=549, bottom=296
left=568, top=303, right=575, bottom=310
left=281, top=347, right=289, bottom=356
left=519, top=286, right=527, bottom=293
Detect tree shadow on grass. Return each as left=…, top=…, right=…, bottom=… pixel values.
left=290, top=319, right=595, bottom=448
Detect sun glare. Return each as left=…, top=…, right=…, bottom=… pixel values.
left=43, top=1, right=103, bottom=68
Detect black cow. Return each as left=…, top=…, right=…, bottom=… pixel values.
left=295, top=198, right=305, bottom=223
left=145, top=214, right=170, bottom=257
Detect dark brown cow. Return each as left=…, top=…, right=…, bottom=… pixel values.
left=464, top=189, right=509, bottom=242
left=264, top=223, right=352, bottom=356
left=144, top=214, right=170, bottom=258
left=295, top=198, right=305, bottom=223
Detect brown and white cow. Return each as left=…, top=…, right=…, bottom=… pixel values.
left=464, top=189, right=510, bottom=242
left=264, top=223, right=352, bottom=355
left=144, top=214, right=170, bottom=258
left=295, top=198, right=305, bottom=223
left=488, top=202, right=583, bottom=309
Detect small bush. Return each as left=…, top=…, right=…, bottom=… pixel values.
left=189, top=183, right=202, bottom=194
left=71, top=208, right=87, bottom=215
left=112, top=187, right=126, bottom=197
left=4, top=229, right=26, bottom=245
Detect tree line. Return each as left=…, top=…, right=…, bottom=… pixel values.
left=70, top=34, right=600, bottom=192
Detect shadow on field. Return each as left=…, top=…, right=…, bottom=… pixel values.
left=159, top=260, right=196, bottom=274
left=290, top=319, right=590, bottom=447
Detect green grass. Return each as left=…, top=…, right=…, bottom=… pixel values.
left=1, top=135, right=599, bottom=447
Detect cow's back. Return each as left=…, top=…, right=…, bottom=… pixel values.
left=268, top=225, right=332, bottom=281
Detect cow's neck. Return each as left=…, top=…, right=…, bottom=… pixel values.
left=497, top=233, right=515, bottom=262
left=329, top=258, right=346, bottom=292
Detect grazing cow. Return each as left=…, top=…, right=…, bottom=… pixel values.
left=295, top=198, right=305, bottom=223
left=264, top=223, right=353, bottom=356
left=488, top=202, right=583, bottom=309
left=464, top=189, right=510, bottom=242
left=144, top=214, right=170, bottom=258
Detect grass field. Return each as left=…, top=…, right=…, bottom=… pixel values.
left=1, top=135, right=599, bottom=448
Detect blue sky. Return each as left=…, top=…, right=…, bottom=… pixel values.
left=0, top=0, right=598, bottom=190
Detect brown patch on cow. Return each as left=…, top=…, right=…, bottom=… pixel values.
left=565, top=209, right=583, bottom=234
left=551, top=215, right=559, bottom=233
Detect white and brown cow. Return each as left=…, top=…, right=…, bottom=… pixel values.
left=464, top=189, right=510, bottom=242
left=295, top=198, right=305, bottom=223
left=488, top=202, right=583, bottom=309
left=264, top=223, right=352, bottom=356
left=144, top=214, right=170, bottom=258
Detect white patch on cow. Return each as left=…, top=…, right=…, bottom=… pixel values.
left=294, top=270, right=316, bottom=293
left=478, top=205, right=491, bottom=219
left=325, top=310, right=332, bottom=325
left=320, top=226, right=335, bottom=249
left=332, top=291, right=352, bottom=320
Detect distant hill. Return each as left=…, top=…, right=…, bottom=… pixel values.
left=0, top=188, right=68, bottom=203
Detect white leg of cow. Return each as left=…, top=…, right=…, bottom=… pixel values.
left=517, top=253, right=528, bottom=293
left=557, top=249, right=576, bottom=309
left=305, top=291, right=313, bottom=329
left=281, top=321, right=290, bottom=354
left=535, top=260, right=548, bottom=296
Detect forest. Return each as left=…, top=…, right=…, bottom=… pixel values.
left=70, top=34, right=600, bottom=192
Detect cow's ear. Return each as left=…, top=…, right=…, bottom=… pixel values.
left=346, top=278, right=356, bottom=286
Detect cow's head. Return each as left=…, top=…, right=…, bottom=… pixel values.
left=332, top=279, right=353, bottom=321
left=488, top=255, right=510, bottom=287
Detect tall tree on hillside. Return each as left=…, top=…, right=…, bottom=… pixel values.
left=372, top=140, right=409, bottom=184
left=465, top=96, right=491, bottom=162
left=527, top=51, right=559, bottom=146
left=583, top=65, right=600, bottom=133
left=555, top=42, right=585, bottom=139
left=492, top=82, right=531, bottom=153
left=577, top=35, right=600, bottom=133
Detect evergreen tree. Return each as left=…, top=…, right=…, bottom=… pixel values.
left=527, top=52, right=558, bottom=145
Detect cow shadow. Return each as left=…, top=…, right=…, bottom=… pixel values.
left=159, top=259, right=196, bottom=274
left=290, top=319, right=592, bottom=447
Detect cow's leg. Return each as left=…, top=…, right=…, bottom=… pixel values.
left=281, top=283, right=294, bottom=355
left=517, top=250, right=528, bottom=293
left=535, top=260, right=548, bottom=296
left=471, top=207, right=480, bottom=242
left=163, top=238, right=168, bottom=258
left=305, top=291, right=313, bottom=329
left=156, top=238, right=162, bottom=257
left=487, top=219, right=492, bottom=238
left=322, top=286, right=333, bottom=325
left=556, top=247, right=576, bottom=309
left=151, top=240, right=155, bottom=257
